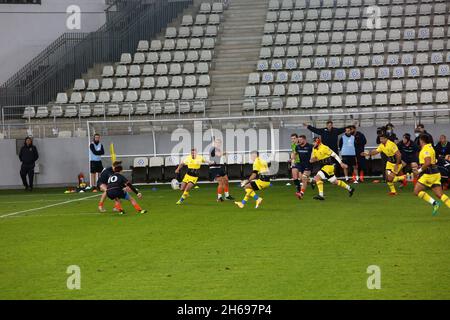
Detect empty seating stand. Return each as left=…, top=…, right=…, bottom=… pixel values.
left=242, top=0, right=450, bottom=124
left=40, top=2, right=227, bottom=121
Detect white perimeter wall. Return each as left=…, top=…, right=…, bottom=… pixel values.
left=0, top=124, right=449, bottom=189
left=0, top=0, right=107, bottom=84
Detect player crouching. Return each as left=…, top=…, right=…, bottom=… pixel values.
left=413, top=134, right=450, bottom=216
left=98, top=161, right=121, bottom=212
left=235, top=151, right=270, bottom=209
left=106, top=164, right=146, bottom=215
left=310, top=137, right=355, bottom=200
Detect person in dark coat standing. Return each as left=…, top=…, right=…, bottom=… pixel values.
left=350, top=125, right=367, bottom=182
left=303, top=120, right=346, bottom=154
left=19, top=136, right=39, bottom=191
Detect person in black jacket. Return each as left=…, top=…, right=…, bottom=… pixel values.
left=350, top=125, right=367, bottom=182
left=18, top=136, right=39, bottom=191
left=413, top=124, right=434, bottom=146
left=303, top=120, right=346, bottom=154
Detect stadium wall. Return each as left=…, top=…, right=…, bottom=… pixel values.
left=0, top=0, right=107, bottom=84
left=1, top=124, right=449, bottom=189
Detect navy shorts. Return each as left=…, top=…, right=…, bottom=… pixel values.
left=403, top=157, right=419, bottom=165
left=293, top=163, right=312, bottom=173
left=107, top=189, right=130, bottom=200
left=90, top=161, right=103, bottom=174
left=209, top=167, right=226, bottom=181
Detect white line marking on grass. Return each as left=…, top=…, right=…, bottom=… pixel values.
left=0, top=194, right=100, bottom=219
left=2, top=212, right=101, bottom=219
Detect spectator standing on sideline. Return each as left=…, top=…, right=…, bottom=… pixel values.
left=414, top=124, right=434, bottom=146
left=339, top=126, right=359, bottom=183
left=19, top=136, right=39, bottom=191
left=88, top=133, right=105, bottom=190
left=350, top=125, right=367, bottom=182
left=303, top=120, right=346, bottom=154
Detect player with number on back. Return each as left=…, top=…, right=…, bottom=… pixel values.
left=97, top=161, right=121, bottom=212
left=106, top=164, right=147, bottom=215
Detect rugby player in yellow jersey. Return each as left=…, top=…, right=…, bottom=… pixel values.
left=175, top=148, right=208, bottom=205
left=310, top=137, right=355, bottom=200
left=235, top=151, right=270, bottom=209
left=412, top=134, right=450, bottom=216
left=362, top=134, right=407, bottom=195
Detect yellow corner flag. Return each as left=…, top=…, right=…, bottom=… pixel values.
left=110, top=142, right=117, bottom=163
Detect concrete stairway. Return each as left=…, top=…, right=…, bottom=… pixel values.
left=208, top=0, right=268, bottom=116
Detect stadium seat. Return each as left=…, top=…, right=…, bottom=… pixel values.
left=64, top=105, right=78, bottom=118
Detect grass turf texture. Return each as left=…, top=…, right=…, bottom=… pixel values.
left=0, top=182, right=449, bottom=300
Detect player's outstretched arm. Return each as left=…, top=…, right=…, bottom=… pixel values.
left=175, top=161, right=185, bottom=174
left=126, top=182, right=141, bottom=198
left=331, top=152, right=348, bottom=169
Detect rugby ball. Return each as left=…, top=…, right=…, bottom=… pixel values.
left=171, top=179, right=180, bottom=190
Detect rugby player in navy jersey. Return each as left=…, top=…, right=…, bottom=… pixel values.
left=106, top=164, right=147, bottom=215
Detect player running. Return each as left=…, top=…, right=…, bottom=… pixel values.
left=292, top=135, right=313, bottom=199
left=363, top=134, right=407, bottom=195
left=413, top=134, right=450, bottom=215
left=106, top=164, right=146, bottom=215
left=310, top=137, right=355, bottom=200
left=209, top=139, right=234, bottom=202
left=97, top=160, right=121, bottom=212
left=290, top=134, right=302, bottom=194
left=235, top=151, right=270, bottom=209
left=175, top=148, right=208, bottom=205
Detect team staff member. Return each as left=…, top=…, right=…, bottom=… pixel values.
left=339, top=126, right=359, bottom=183
left=18, top=136, right=39, bottom=191
left=363, top=134, right=407, bottom=195
left=350, top=125, right=367, bottom=182
left=89, top=133, right=105, bottom=190
left=310, top=137, right=355, bottom=201
left=434, top=135, right=450, bottom=165
left=414, top=124, right=434, bottom=146
left=235, top=151, right=270, bottom=209
left=303, top=121, right=345, bottom=154
left=175, top=148, right=208, bottom=205
left=293, top=135, right=313, bottom=199
left=413, top=134, right=450, bottom=215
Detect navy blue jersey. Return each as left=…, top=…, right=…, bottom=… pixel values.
left=107, top=173, right=128, bottom=191
left=295, top=143, right=313, bottom=164
left=98, top=167, right=114, bottom=185
left=397, top=141, right=419, bottom=161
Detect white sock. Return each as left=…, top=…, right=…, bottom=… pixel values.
left=217, top=194, right=222, bottom=199
left=225, top=192, right=229, bottom=197
left=345, top=176, right=349, bottom=181
left=428, top=197, right=436, bottom=205
left=319, top=191, right=324, bottom=197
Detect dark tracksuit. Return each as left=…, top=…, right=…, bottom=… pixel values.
left=306, top=125, right=345, bottom=154
left=354, top=131, right=367, bottom=174
left=19, top=140, right=39, bottom=189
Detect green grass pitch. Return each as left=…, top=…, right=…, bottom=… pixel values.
left=0, top=182, right=449, bottom=300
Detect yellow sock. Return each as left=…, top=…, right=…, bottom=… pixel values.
left=337, top=180, right=350, bottom=191
left=440, top=194, right=450, bottom=208
left=317, top=180, right=324, bottom=196
left=182, top=191, right=189, bottom=199
left=387, top=182, right=396, bottom=193
left=418, top=191, right=435, bottom=205
left=243, top=188, right=253, bottom=202
left=393, top=175, right=405, bottom=182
